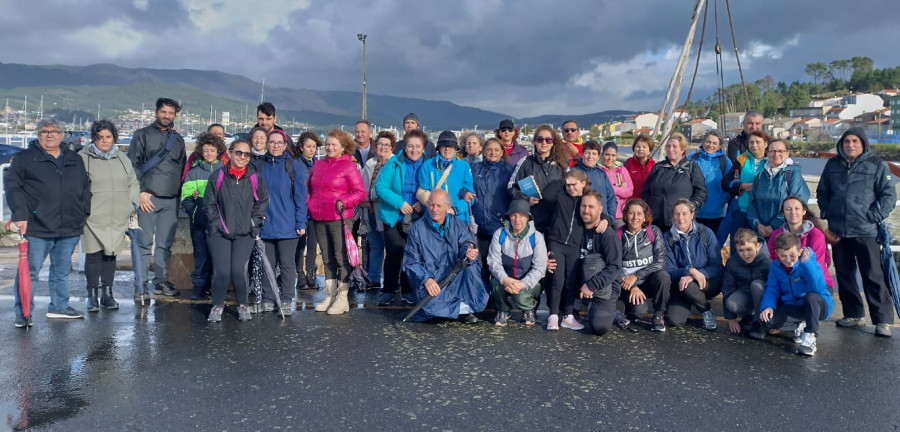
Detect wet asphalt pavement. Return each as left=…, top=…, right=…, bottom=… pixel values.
left=2, top=273, right=900, bottom=431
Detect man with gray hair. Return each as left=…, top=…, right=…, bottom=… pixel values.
left=5, top=118, right=91, bottom=326
left=403, top=189, right=487, bottom=323
left=726, top=110, right=763, bottom=162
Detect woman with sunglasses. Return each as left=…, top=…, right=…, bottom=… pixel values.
left=747, top=139, right=809, bottom=240
left=495, top=119, right=528, bottom=166
left=307, top=129, right=366, bottom=315
left=258, top=129, right=308, bottom=315
left=508, top=125, right=569, bottom=234
left=204, top=139, right=269, bottom=323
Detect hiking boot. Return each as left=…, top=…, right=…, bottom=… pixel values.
left=652, top=312, right=666, bottom=332
left=875, top=323, right=892, bottom=337
left=377, top=292, right=395, bottom=306
left=793, top=321, right=807, bottom=343
left=547, top=314, right=560, bottom=331
left=460, top=313, right=479, bottom=324
left=281, top=304, right=293, bottom=316
left=208, top=306, right=224, bottom=323
left=14, top=315, right=26, bottom=328
left=261, top=301, right=276, bottom=313
left=190, top=285, right=205, bottom=300
left=836, top=316, right=865, bottom=328
left=306, top=271, right=320, bottom=290
left=152, top=283, right=165, bottom=295
left=295, top=274, right=308, bottom=290
left=560, top=315, right=584, bottom=331
left=315, top=280, right=337, bottom=312
left=701, top=309, right=717, bottom=331
left=100, top=285, right=119, bottom=310
left=86, top=287, right=100, bottom=313
left=797, top=332, right=817, bottom=356
left=327, top=282, right=350, bottom=315
left=47, top=307, right=85, bottom=319
left=495, top=311, right=509, bottom=327
left=237, top=305, right=252, bottom=321
left=162, top=281, right=179, bottom=297
left=523, top=310, right=536, bottom=326
left=748, top=321, right=765, bottom=340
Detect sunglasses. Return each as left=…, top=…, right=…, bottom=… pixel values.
left=563, top=128, right=578, bottom=133
left=231, top=150, right=251, bottom=158
left=499, top=127, right=513, bottom=132
left=534, top=137, right=554, bottom=144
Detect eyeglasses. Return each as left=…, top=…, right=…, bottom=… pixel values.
left=499, top=127, right=513, bottom=133
left=376, top=142, right=393, bottom=148
left=268, top=141, right=286, bottom=147
left=563, top=128, right=578, bottom=133
left=231, top=150, right=251, bottom=158
left=39, top=130, right=62, bottom=135
left=534, top=137, right=554, bottom=144
left=768, top=149, right=787, bottom=154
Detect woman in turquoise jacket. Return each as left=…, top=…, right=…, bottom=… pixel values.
left=417, top=131, right=475, bottom=225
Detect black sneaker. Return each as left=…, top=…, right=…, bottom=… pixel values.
left=461, top=314, right=479, bottom=324
left=162, top=281, right=180, bottom=297
left=651, top=312, right=666, bottom=332
left=835, top=316, right=865, bottom=328
left=367, top=281, right=382, bottom=291
left=26, top=317, right=33, bottom=327
left=522, top=310, right=536, bottom=326
left=47, top=307, right=85, bottom=319
left=494, top=311, right=509, bottom=327
left=401, top=293, right=417, bottom=306
left=748, top=321, right=765, bottom=340
left=152, top=283, right=165, bottom=295
left=14, top=316, right=26, bottom=328
left=377, top=292, right=395, bottom=306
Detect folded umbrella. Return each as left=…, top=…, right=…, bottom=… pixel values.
left=6, top=221, right=31, bottom=319
left=337, top=201, right=372, bottom=294
left=251, top=237, right=284, bottom=318
left=403, top=240, right=476, bottom=322
left=877, top=222, right=900, bottom=317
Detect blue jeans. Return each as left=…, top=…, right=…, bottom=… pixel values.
left=366, top=212, right=384, bottom=283
left=14, top=235, right=81, bottom=316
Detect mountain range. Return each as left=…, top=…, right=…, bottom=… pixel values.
left=0, top=62, right=636, bottom=130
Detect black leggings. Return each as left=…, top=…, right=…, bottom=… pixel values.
left=548, top=241, right=581, bottom=316
left=264, top=238, right=299, bottom=302
left=665, top=278, right=723, bottom=327
left=382, top=224, right=410, bottom=295
left=296, top=219, right=319, bottom=275
left=316, top=220, right=349, bottom=282
left=619, top=269, right=671, bottom=318
left=208, top=234, right=254, bottom=307
left=85, top=251, right=116, bottom=289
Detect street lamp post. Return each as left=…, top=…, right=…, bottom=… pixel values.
left=357, top=33, right=367, bottom=120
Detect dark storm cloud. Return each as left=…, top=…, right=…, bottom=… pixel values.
left=1, top=0, right=898, bottom=117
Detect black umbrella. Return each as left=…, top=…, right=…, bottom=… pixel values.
left=250, top=237, right=284, bottom=318
left=877, top=222, right=900, bottom=317
left=403, top=240, right=476, bottom=322
left=336, top=201, right=372, bottom=294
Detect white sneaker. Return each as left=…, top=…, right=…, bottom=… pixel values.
left=547, top=314, right=560, bottom=331
left=793, top=321, right=806, bottom=343
left=560, top=315, right=585, bottom=331
left=797, top=332, right=817, bottom=356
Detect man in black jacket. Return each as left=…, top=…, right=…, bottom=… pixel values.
left=128, top=98, right=186, bottom=298
left=578, top=190, right=623, bottom=336
left=6, top=118, right=91, bottom=325
left=255, top=102, right=295, bottom=153
left=393, top=113, right=436, bottom=158
left=726, top=110, right=763, bottom=162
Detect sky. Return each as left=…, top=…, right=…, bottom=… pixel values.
left=1, top=0, right=898, bottom=118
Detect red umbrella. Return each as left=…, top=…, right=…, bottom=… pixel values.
left=6, top=221, right=31, bottom=319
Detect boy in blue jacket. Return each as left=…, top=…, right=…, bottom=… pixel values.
left=759, top=233, right=834, bottom=356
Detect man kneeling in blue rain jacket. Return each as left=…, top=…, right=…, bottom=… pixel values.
left=403, top=189, right=488, bottom=323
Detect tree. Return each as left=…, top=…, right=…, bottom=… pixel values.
left=805, top=62, right=828, bottom=85
left=829, top=59, right=851, bottom=81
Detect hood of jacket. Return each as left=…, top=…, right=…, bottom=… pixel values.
left=696, top=147, right=725, bottom=161
left=836, top=127, right=873, bottom=163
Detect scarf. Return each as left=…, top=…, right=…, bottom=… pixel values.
left=89, top=142, right=118, bottom=160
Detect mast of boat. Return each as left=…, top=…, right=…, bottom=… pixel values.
left=38, top=95, right=43, bottom=121
left=4, top=98, right=8, bottom=134
left=651, top=0, right=706, bottom=158
left=97, top=104, right=101, bottom=121
left=260, top=79, right=265, bottom=104
left=22, top=95, right=27, bottom=132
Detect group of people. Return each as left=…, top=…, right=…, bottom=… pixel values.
left=5, top=101, right=897, bottom=355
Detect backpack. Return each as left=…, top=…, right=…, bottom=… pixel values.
left=284, top=159, right=295, bottom=202
left=616, top=225, right=655, bottom=243
left=498, top=229, right=536, bottom=250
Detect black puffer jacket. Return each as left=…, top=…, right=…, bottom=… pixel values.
left=204, top=165, right=269, bottom=239
left=722, top=252, right=771, bottom=319
left=4, top=142, right=91, bottom=238
left=816, top=128, right=896, bottom=238
left=508, top=153, right=566, bottom=232
left=128, top=122, right=186, bottom=198
left=641, top=157, right=707, bottom=227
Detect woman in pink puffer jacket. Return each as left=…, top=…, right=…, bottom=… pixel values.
left=307, top=129, right=366, bottom=315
